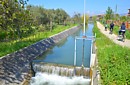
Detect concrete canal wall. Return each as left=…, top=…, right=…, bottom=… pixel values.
left=0, top=25, right=81, bottom=85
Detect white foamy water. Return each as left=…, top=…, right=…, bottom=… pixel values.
left=30, top=72, right=90, bottom=85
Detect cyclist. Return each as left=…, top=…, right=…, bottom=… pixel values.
left=118, top=22, right=126, bottom=40
left=105, top=23, right=108, bottom=31
left=110, top=22, right=114, bottom=34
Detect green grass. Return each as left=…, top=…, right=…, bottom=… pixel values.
left=93, top=23, right=130, bottom=85
left=0, top=24, right=78, bottom=57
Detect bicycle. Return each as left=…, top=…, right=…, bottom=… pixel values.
left=109, top=28, right=113, bottom=34
left=117, top=31, right=125, bottom=42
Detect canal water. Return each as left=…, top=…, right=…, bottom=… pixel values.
left=30, top=23, right=94, bottom=85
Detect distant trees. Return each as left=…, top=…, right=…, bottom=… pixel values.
left=81, top=14, right=89, bottom=25
left=120, top=16, right=127, bottom=22
left=72, top=12, right=82, bottom=24
left=114, top=14, right=120, bottom=21
left=72, top=12, right=89, bottom=25
left=104, top=6, right=130, bottom=22
left=105, top=7, right=114, bottom=20
left=27, top=5, right=70, bottom=31
left=55, top=9, right=69, bottom=25
left=0, top=0, right=86, bottom=42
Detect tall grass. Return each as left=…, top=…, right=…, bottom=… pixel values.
left=93, top=23, right=130, bottom=85
left=0, top=24, right=77, bottom=57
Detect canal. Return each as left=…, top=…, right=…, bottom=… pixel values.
left=30, top=23, right=94, bottom=85
left=36, top=23, right=93, bottom=67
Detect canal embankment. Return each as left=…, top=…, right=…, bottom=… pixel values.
left=0, top=25, right=81, bottom=85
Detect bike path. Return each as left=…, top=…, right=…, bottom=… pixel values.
left=97, top=21, right=130, bottom=48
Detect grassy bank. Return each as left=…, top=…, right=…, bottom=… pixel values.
left=93, top=23, right=130, bottom=85
left=0, top=24, right=78, bottom=57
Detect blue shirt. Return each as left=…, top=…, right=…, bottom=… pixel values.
left=121, top=24, right=126, bottom=31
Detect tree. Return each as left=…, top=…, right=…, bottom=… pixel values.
left=45, top=9, right=55, bottom=31
left=0, top=1, right=71, bottom=41
left=81, top=14, right=89, bottom=25
left=0, top=0, right=33, bottom=40
left=27, top=6, right=70, bottom=31
left=114, top=14, right=120, bottom=20
left=120, top=16, right=127, bottom=22
left=55, top=9, right=69, bottom=25
left=92, top=16, right=97, bottom=22
left=105, top=7, right=114, bottom=20
left=72, top=12, right=82, bottom=24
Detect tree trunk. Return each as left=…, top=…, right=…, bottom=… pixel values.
left=16, top=26, right=21, bottom=39
left=50, top=21, right=52, bottom=32
left=64, top=20, right=66, bottom=26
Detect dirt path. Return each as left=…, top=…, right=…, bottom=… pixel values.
left=97, top=21, right=130, bottom=48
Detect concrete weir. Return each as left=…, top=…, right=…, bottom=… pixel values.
left=0, top=25, right=81, bottom=85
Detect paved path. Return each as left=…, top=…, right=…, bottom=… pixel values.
left=97, top=22, right=130, bottom=48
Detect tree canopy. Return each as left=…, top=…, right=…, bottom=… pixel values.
left=0, top=0, right=33, bottom=40
left=0, top=0, right=87, bottom=42
left=105, top=7, right=114, bottom=20
left=0, top=0, right=78, bottom=41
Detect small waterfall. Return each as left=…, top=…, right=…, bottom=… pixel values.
left=30, top=62, right=91, bottom=85
left=33, top=63, right=90, bottom=77
left=30, top=72, right=90, bottom=85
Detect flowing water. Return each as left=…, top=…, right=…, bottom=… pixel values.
left=30, top=24, right=94, bottom=85
left=30, top=73, right=90, bottom=85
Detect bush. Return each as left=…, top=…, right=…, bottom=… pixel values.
left=0, top=32, right=7, bottom=41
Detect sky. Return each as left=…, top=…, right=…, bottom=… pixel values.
left=28, top=0, right=130, bottom=17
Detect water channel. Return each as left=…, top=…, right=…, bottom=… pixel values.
left=30, top=23, right=94, bottom=85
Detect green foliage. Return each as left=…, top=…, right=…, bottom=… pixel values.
left=0, top=0, right=81, bottom=57
left=26, top=5, right=70, bottom=31
left=93, top=23, right=130, bottom=85
left=0, top=0, right=73, bottom=41
left=0, top=24, right=77, bottom=57
left=120, top=16, right=127, bottom=22
left=114, top=14, right=120, bottom=21
left=92, top=16, right=97, bottom=22
left=81, top=14, right=89, bottom=25
left=72, top=12, right=82, bottom=24
left=0, top=0, right=33, bottom=40
left=105, top=7, right=114, bottom=20
left=125, top=30, right=130, bottom=39
left=55, top=8, right=69, bottom=25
